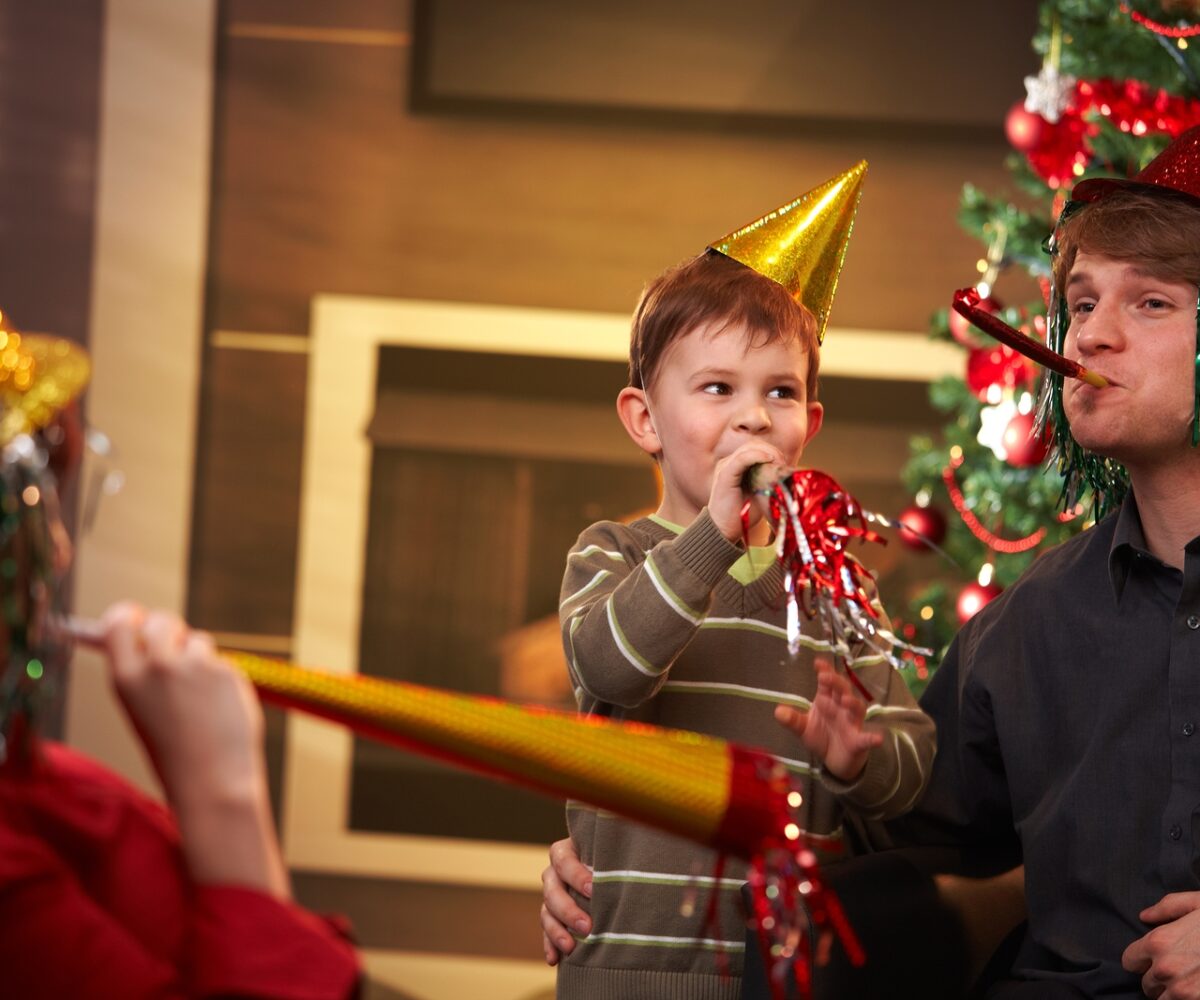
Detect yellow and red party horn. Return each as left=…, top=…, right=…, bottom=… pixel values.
left=65, top=615, right=863, bottom=997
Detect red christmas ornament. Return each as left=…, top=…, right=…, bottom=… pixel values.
left=896, top=503, right=947, bottom=551
left=1001, top=410, right=1049, bottom=468
left=966, top=344, right=1037, bottom=400
left=948, top=293, right=1002, bottom=347
left=1005, top=101, right=1046, bottom=153
left=956, top=580, right=1003, bottom=624
left=1020, top=108, right=1091, bottom=189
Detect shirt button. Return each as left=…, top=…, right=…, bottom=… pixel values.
left=1170, top=824, right=1184, bottom=841
left=1189, top=615, right=1200, bottom=630
left=1186, top=723, right=1197, bottom=737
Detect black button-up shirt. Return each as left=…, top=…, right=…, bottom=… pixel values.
left=892, top=493, right=1200, bottom=997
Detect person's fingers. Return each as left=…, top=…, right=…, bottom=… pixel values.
left=774, top=703, right=809, bottom=736
left=541, top=926, right=560, bottom=966
left=549, top=837, right=593, bottom=898
left=540, top=905, right=577, bottom=963
left=101, top=601, right=147, bottom=683
left=141, top=610, right=187, bottom=664
left=182, top=628, right=218, bottom=663
left=1141, top=892, right=1200, bottom=924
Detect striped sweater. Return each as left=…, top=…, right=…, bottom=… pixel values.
left=556, top=510, right=936, bottom=1000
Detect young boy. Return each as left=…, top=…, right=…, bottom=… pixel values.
left=556, top=169, right=937, bottom=1000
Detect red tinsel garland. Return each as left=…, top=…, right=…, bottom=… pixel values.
left=942, top=456, right=1047, bottom=554
left=1121, top=3, right=1200, bottom=37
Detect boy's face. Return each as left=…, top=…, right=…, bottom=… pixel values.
left=629, top=319, right=822, bottom=527
left=1063, top=251, right=1198, bottom=471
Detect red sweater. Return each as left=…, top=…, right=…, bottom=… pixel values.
left=0, top=741, right=360, bottom=999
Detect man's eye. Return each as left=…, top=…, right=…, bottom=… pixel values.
left=1070, top=301, right=1094, bottom=315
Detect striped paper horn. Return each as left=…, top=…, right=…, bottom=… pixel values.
left=230, top=650, right=784, bottom=858
left=226, top=652, right=866, bottom=997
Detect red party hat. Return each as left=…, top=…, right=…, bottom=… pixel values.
left=1072, top=124, right=1200, bottom=204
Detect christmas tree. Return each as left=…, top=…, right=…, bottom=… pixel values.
left=893, top=0, right=1200, bottom=693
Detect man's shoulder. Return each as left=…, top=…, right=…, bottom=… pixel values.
left=1017, top=511, right=1114, bottom=583
left=968, top=512, right=1116, bottom=628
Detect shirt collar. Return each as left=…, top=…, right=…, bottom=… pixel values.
left=1108, top=491, right=1148, bottom=601
left=1109, top=492, right=1200, bottom=600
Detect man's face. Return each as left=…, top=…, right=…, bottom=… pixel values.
left=1062, top=251, right=1198, bottom=471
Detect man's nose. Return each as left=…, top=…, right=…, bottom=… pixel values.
left=1073, top=302, right=1125, bottom=356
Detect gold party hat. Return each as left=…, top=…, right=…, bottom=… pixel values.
left=0, top=310, right=91, bottom=447
left=708, top=161, right=867, bottom=343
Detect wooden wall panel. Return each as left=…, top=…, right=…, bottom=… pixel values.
left=0, top=3, right=102, bottom=346
left=208, top=1, right=1038, bottom=339
left=189, top=344, right=307, bottom=635
left=0, top=4, right=104, bottom=739
left=194, top=0, right=1036, bottom=643
left=414, top=0, right=1038, bottom=132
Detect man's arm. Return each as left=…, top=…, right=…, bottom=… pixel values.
left=883, top=626, right=1021, bottom=872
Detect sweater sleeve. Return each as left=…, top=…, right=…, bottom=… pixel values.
left=816, top=591, right=938, bottom=821
left=559, top=512, right=743, bottom=709
left=0, top=745, right=362, bottom=1000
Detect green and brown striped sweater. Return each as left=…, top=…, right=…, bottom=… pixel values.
left=556, top=510, right=936, bottom=1000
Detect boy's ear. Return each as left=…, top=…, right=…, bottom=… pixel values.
left=804, top=400, right=824, bottom=447
left=616, top=387, right=661, bottom=457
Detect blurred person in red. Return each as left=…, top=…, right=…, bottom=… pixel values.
left=0, top=326, right=361, bottom=999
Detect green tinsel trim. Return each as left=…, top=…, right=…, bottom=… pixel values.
left=1039, top=202, right=1129, bottom=520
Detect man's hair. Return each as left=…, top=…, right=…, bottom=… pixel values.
left=1053, top=186, right=1200, bottom=291
left=628, top=250, right=820, bottom=397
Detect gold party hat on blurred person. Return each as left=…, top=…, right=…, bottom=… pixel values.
left=708, top=160, right=867, bottom=343
left=0, top=310, right=91, bottom=447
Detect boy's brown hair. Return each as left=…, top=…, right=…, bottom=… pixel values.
left=1053, top=187, right=1200, bottom=291
left=628, top=250, right=820, bottom=398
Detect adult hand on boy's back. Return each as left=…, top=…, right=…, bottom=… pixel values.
left=540, top=838, right=593, bottom=966
left=774, top=658, right=882, bottom=782
left=708, top=443, right=787, bottom=542
left=1123, top=892, right=1200, bottom=999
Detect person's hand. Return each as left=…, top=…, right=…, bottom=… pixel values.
left=1123, top=892, right=1200, bottom=998
left=708, top=442, right=787, bottom=542
left=773, top=658, right=882, bottom=782
left=540, top=837, right=593, bottom=965
left=102, top=602, right=265, bottom=811
left=100, top=602, right=287, bottom=896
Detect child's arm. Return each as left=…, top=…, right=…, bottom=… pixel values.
left=559, top=513, right=742, bottom=709
left=777, top=662, right=935, bottom=820
left=775, top=593, right=937, bottom=820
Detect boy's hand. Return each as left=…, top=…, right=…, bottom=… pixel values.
left=708, top=443, right=787, bottom=542
left=774, top=658, right=883, bottom=782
